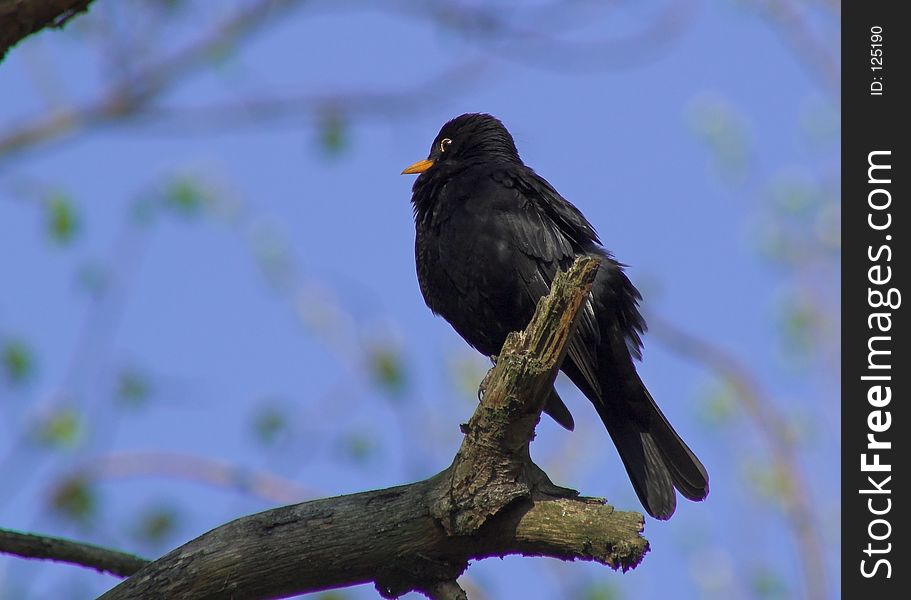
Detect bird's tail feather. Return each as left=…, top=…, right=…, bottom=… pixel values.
left=642, top=387, right=710, bottom=503
left=596, top=379, right=709, bottom=520
left=543, top=388, right=575, bottom=431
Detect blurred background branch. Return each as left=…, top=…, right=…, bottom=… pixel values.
left=1, top=0, right=308, bottom=160
left=1, top=1, right=839, bottom=598
left=68, top=450, right=317, bottom=504
left=650, top=315, right=827, bottom=600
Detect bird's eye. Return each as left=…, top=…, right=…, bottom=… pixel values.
left=440, top=138, right=452, bottom=152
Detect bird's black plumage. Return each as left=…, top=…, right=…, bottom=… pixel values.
left=404, top=113, right=708, bottom=519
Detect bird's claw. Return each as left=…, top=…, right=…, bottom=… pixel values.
left=477, top=355, right=498, bottom=401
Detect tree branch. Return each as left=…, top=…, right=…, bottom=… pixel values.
left=0, top=527, right=148, bottom=578
left=97, top=256, right=649, bottom=599
left=0, top=0, right=95, bottom=61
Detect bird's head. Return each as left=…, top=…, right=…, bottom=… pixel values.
left=402, top=113, right=521, bottom=176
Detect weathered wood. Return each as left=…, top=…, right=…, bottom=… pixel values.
left=0, top=1, right=95, bottom=61
left=0, top=528, right=148, bottom=578
left=99, top=256, right=649, bottom=600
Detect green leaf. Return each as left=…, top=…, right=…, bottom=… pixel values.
left=164, top=177, right=206, bottom=217
left=582, top=582, right=621, bottom=600
left=696, top=381, right=738, bottom=427
left=252, top=405, right=288, bottom=446
left=743, top=460, right=791, bottom=506
left=778, top=296, right=820, bottom=358
left=755, top=221, right=790, bottom=265
left=134, top=505, right=179, bottom=546
left=751, top=566, right=788, bottom=599
left=34, top=407, right=82, bottom=448
left=117, top=370, right=151, bottom=408
left=318, top=112, right=348, bottom=157
left=249, top=221, right=293, bottom=289
left=686, top=94, right=751, bottom=181
left=769, top=174, right=819, bottom=217
left=814, top=201, right=841, bottom=251
left=340, top=432, right=375, bottom=464
left=368, top=346, right=406, bottom=397
left=46, top=193, right=79, bottom=244
left=50, top=477, right=96, bottom=524
left=2, top=339, right=34, bottom=384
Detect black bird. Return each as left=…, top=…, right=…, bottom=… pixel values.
left=402, top=113, right=708, bottom=519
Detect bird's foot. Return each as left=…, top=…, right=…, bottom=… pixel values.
left=477, top=355, right=499, bottom=401
left=527, top=461, right=579, bottom=499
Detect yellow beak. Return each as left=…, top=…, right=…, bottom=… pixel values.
left=401, top=159, right=434, bottom=175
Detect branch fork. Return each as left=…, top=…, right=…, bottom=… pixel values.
left=3, top=256, right=648, bottom=600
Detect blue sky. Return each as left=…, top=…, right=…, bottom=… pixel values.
left=0, top=2, right=839, bottom=598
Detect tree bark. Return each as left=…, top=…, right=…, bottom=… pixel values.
left=0, top=528, right=148, bottom=578
left=98, top=256, right=649, bottom=600
left=0, top=0, right=96, bottom=61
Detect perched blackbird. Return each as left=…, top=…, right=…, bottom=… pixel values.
left=402, top=113, right=708, bottom=519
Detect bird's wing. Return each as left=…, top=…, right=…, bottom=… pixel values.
left=503, top=169, right=601, bottom=247
left=504, top=168, right=646, bottom=362
left=487, top=168, right=604, bottom=397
